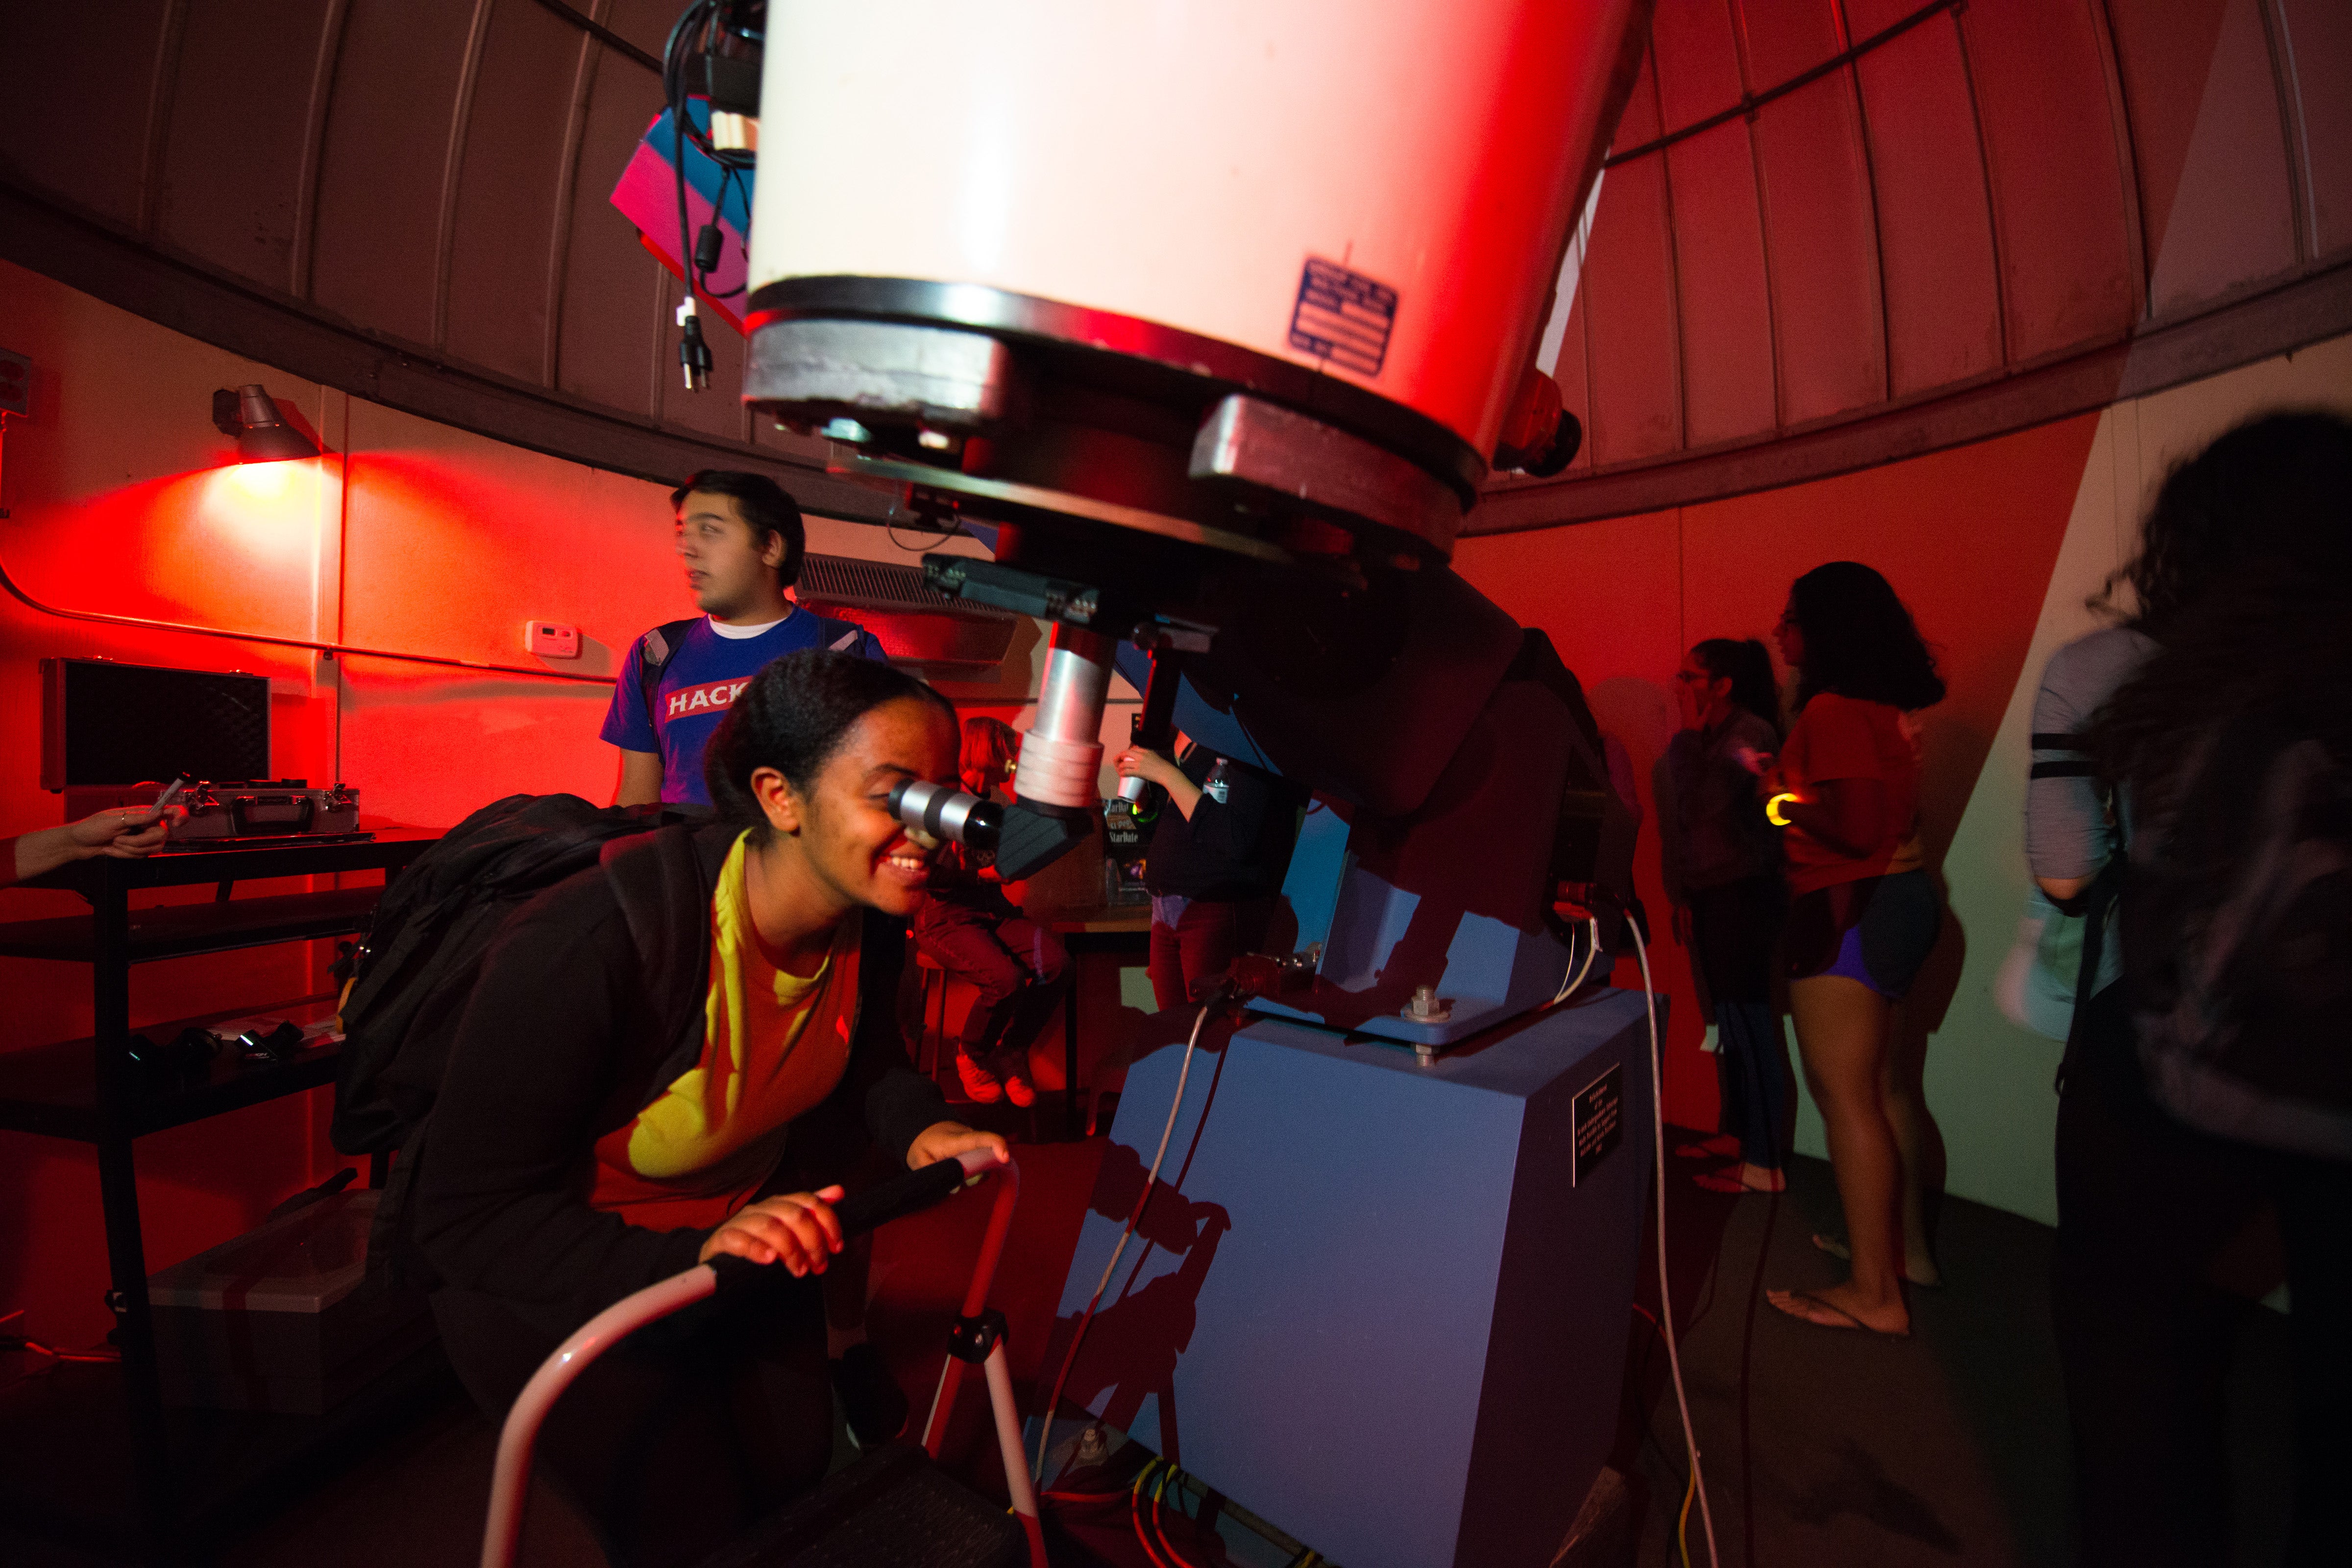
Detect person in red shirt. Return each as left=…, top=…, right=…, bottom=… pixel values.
left=1752, top=562, right=1948, bottom=1337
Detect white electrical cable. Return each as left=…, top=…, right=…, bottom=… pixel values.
left=1550, top=915, right=1602, bottom=1006
left=1630, top=917, right=1721, bottom=1568
left=1031, top=995, right=1219, bottom=1484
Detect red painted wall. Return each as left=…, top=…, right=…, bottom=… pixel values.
left=0, top=262, right=1125, bottom=1355
left=0, top=277, right=350, bottom=1355
left=1, top=243, right=2325, bottom=1370
left=1454, top=413, right=2099, bottom=1128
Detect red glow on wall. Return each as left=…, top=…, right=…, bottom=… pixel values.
left=221, top=456, right=294, bottom=499
left=1454, top=412, right=2103, bottom=1130
left=201, top=457, right=325, bottom=558
left=6, top=469, right=314, bottom=640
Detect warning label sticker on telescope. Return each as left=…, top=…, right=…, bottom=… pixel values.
left=1289, top=257, right=1397, bottom=378
left=1572, top=1062, right=1624, bottom=1186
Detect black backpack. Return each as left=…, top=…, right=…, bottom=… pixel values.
left=331, top=793, right=698, bottom=1157
left=634, top=617, right=700, bottom=727
left=2123, top=706, right=2352, bottom=1157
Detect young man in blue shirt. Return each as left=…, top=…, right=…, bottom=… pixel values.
left=604, top=470, right=886, bottom=806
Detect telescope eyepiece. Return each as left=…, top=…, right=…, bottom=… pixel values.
left=886, top=778, right=1003, bottom=850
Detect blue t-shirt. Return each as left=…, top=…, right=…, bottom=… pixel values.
left=600, top=610, right=887, bottom=806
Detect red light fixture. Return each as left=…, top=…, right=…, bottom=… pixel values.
left=210, top=383, right=318, bottom=462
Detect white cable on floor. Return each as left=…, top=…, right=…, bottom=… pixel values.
left=1630, top=916, right=1721, bottom=1568
left=1031, top=994, right=1218, bottom=1485
left=1551, top=915, right=1602, bottom=1006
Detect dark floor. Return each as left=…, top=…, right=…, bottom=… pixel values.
left=1617, top=1138, right=2294, bottom=1568
left=0, top=1132, right=2296, bottom=1568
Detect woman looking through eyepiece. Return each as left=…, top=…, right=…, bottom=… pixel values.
left=413, top=650, right=1006, bottom=1568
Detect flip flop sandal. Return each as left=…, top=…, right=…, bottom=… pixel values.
left=1769, top=1289, right=1910, bottom=1339
left=1813, top=1231, right=1945, bottom=1289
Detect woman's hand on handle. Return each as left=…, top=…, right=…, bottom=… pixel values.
left=698, top=1185, right=845, bottom=1275
left=906, top=1121, right=1010, bottom=1174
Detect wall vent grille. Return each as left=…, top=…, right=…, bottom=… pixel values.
left=795, top=554, right=1016, bottom=621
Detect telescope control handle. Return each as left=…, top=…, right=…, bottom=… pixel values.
left=705, top=1149, right=1010, bottom=1296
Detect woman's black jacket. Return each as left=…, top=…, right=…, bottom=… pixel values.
left=409, top=822, right=947, bottom=1325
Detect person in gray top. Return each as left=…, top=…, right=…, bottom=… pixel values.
left=2051, top=410, right=2352, bottom=1568
left=2002, top=624, right=2155, bottom=1034
left=2027, top=627, right=2154, bottom=907
left=1661, top=637, right=1792, bottom=1194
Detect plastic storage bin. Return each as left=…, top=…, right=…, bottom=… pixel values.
left=147, top=1189, right=432, bottom=1415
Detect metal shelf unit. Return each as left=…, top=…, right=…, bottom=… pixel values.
left=0, top=829, right=437, bottom=1553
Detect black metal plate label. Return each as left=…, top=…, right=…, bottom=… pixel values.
left=1573, top=1062, right=1624, bottom=1186
left=1289, top=257, right=1397, bottom=377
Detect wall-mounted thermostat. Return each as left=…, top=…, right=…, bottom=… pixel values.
left=525, top=622, right=581, bottom=659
